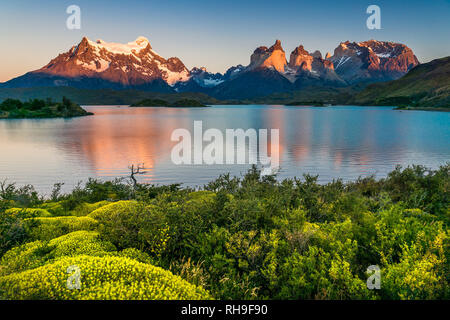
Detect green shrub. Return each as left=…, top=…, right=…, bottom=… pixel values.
left=25, top=216, right=98, bottom=241
left=0, top=182, right=41, bottom=207
left=0, top=255, right=211, bottom=300
left=39, top=201, right=111, bottom=217
left=0, top=165, right=448, bottom=300
left=71, top=201, right=111, bottom=216
left=5, top=208, right=52, bottom=218
left=39, top=202, right=67, bottom=216
left=114, top=248, right=155, bottom=264
left=161, top=191, right=217, bottom=257
left=0, top=209, right=32, bottom=255
left=89, top=201, right=169, bottom=254
left=278, top=246, right=368, bottom=299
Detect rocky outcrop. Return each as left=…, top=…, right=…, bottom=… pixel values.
left=248, top=40, right=287, bottom=73
left=312, top=50, right=322, bottom=59
left=289, top=45, right=314, bottom=71
left=288, top=45, right=345, bottom=86
left=330, top=40, right=419, bottom=83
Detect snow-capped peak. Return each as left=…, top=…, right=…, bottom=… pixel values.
left=135, top=36, right=150, bottom=46
left=36, top=36, right=191, bottom=87
left=87, top=36, right=151, bottom=55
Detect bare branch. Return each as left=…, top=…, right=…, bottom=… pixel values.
left=129, top=163, right=147, bottom=187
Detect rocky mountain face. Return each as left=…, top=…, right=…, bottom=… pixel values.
left=288, top=45, right=314, bottom=71
left=173, top=66, right=227, bottom=93
left=211, top=40, right=346, bottom=98
left=2, top=36, right=190, bottom=91
left=189, top=67, right=225, bottom=87
left=223, top=65, right=245, bottom=81
left=210, top=39, right=419, bottom=98
left=1, top=37, right=420, bottom=100
left=247, top=40, right=288, bottom=73
left=329, top=40, right=419, bottom=83
left=287, top=44, right=345, bottom=87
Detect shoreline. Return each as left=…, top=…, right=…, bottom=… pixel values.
left=86, top=103, right=449, bottom=111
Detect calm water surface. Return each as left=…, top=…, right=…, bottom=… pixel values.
left=0, top=105, right=449, bottom=194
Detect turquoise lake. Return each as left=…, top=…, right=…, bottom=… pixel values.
left=0, top=105, right=449, bottom=194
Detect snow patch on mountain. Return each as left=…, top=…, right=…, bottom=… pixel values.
left=202, top=78, right=225, bottom=86
left=335, top=56, right=351, bottom=69
left=156, top=61, right=190, bottom=85
left=88, top=37, right=150, bottom=55
left=376, top=52, right=392, bottom=58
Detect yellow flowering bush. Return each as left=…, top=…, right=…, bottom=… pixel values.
left=1, top=231, right=116, bottom=275
left=381, top=231, right=448, bottom=299
left=39, top=202, right=66, bottom=216
left=39, top=200, right=112, bottom=217
left=48, top=231, right=116, bottom=258
left=187, top=190, right=217, bottom=202
left=5, top=208, right=52, bottom=218
left=71, top=201, right=111, bottom=216
left=88, top=200, right=139, bottom=219
left=24, top=216, right=98, bottom=240
left=0, top=255, right=211, bottom=300
left=0, top=241, right=50, bottom=276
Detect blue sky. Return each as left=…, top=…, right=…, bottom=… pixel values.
left=0, top=0, right=449, bottom=81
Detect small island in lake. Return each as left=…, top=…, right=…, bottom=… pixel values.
left=130, top=98, right=209, bottom=108
left=0, top=97, right=93, bottom=119
left=286, top=101, right=326, bottom=107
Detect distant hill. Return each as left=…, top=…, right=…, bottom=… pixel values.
left=0, top=87, right=222, bottom=105
left=245, top=84, right=365, bottom=105
left=353, top=56, right=450, bottom=108
left=130, top=98, right=208, bottom=107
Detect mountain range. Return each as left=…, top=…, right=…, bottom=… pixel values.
left=0, top=36, right=420, bottom=100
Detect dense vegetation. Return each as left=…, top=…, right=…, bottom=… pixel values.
left=131, top=98, right=208, bottom=107
left=0, top=165, right=448, bottom=300
left=0, top=85, right=359, bottom=106
left=0, top=87, right=222, bottom=106
left=0, top=97, right=93, bottom=119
